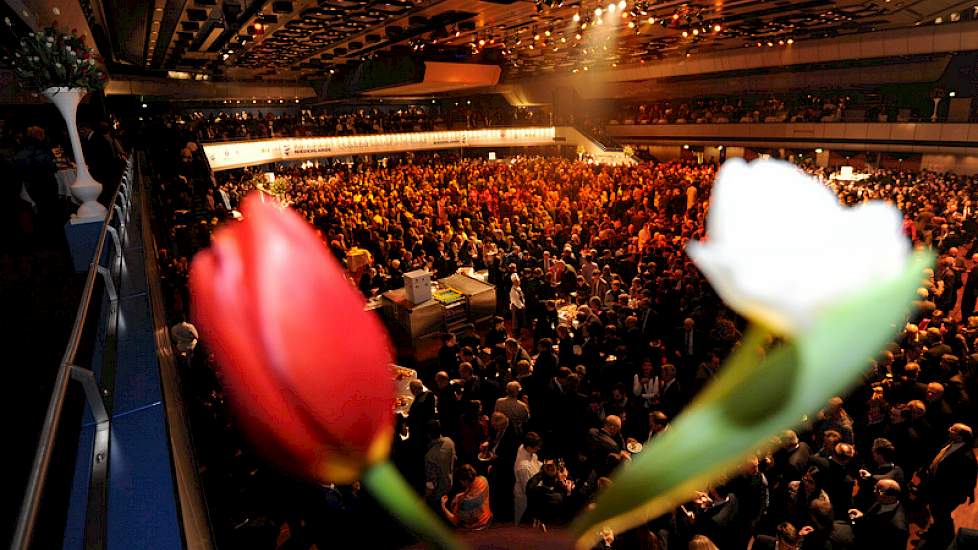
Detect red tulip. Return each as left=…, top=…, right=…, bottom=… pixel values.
left=190, top=193, right=395, bottom=483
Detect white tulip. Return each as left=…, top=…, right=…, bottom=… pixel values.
left=686, top=158, right=910, bottom=335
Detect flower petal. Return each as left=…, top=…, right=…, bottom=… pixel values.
left=236, top=195, right=394, bottom=460
left=688, top=159, right=909, bottom=335
left=191, top=236, right=329, bottom=481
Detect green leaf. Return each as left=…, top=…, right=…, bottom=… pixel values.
left=361, top=461, right=465, bottom=550
left=570, top=251, right=933, bottom=548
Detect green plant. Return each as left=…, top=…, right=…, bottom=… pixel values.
left=6, top=19, right=106, bottom=92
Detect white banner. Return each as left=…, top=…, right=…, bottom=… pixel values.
left=204, top=127, right=558, bottom=171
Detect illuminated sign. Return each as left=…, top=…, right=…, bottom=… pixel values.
left=203, top=127, right=558, bottom=170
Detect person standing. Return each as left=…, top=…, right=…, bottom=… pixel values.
left=510, top=274, right=526, bottom=336
left=513, top=432, right=543, bottom=525
left=441, top=464, right=492, bottom=531
left=424, top=420, right=456, bottom=510
left=918, top=423, right=977, bottom=549
left=13, top=126, right=59, bottom=232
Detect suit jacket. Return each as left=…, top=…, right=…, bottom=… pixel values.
left=926, top=443, right=978, bottom=506
left=658, top=379, right=683, bottom=418
left=407, top=391, right=436, bottom=436
left=82, top=131, right=120, bottom=185
left=586, top=428, right=623, bottom=470
left=855, top=501, right=908, bottom=550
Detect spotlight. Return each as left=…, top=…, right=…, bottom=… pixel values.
left=573, top=12, right=580, bottom=22
left=713, top=24, right=721, bottom=32
left=628, top=21, right=635, bottom=28
left=648, top=17, right=654, bottom=24
left=786, top=38, right=794, bottom=44
left=683, top=144, right=690, bottom=149
left=682, top=30, right=688, bottom=37
left=618, top=0, right=626, bottom=10
left=545, top=29, right=551, bottom=37
left=692, top=29, right=698, bottom=35
left=595, top=7, right=602, bottom=16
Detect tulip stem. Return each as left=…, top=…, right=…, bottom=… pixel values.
left=362, top=461, right=466, bottom=550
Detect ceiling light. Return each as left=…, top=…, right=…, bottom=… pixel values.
left=607, top=3, right=615, bottom=14
left=815, top=148, right=823, bottom=153
left=713, top=24, right=721, bottom=32
left=682, top=31, right=688, bottom=37
left=594, top=7, right=602, bottom=16
left=692, top=29, right=698, bottom=36
left=683, top=144, right=689, bottom=149
left=618, top=0, right=627, bottom=10
left=648, top=17, right=654, bottom=24
left=534, top=33, right=540, bottom=40
left=573, top=13, right=580, bottom=22
left=786, top=38, right=794, bottom=44
left=628, top=21, right=635, bottom=28
left=950, top=91, right=957, bottom=97
left=545, top=29, right=551, bottom=36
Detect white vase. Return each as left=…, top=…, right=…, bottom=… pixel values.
left=42, top=86, right=107, bottom=220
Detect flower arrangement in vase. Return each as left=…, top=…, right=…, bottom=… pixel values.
left=6, top=14, right=109, bottom=220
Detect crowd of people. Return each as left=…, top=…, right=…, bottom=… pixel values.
left=602, top=92, right=957, bottom=125
left=149, top=132, right=978, bottom=549
left=167, top=103, right=548, bottom=143
left=605, top=95, right=850, bottom=125
left=1, top=115, right=127, bottom=248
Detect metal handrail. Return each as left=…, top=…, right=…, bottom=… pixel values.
left=11, top=159, right=134, bottom=550
left=140, top=152, right=215, bottom=550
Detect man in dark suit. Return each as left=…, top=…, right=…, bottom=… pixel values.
left=657, top=363, right=683, bottom=418
left=80, top=121, right=120, bottom=203
left=848, top=479, right=909, bottom=549
left=407, top=379, right=436, bottom=444
left=919, top=423, right=978, bottom=549
left=771, top=430, right=812, bottom=495
left=585, top=415, right=626, bottom=474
